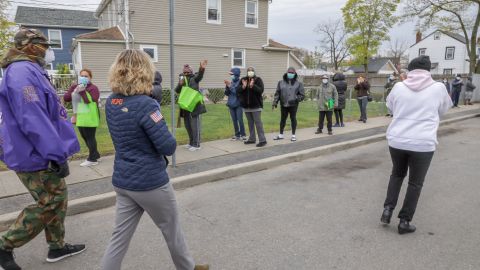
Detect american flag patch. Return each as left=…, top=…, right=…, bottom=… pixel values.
left=150, top=110, right=163, bottom=123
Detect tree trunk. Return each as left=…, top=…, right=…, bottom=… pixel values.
left=470, top=3, right=480, bottom=75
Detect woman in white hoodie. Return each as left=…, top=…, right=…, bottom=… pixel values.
left=380, top=56, right=453, bottom=234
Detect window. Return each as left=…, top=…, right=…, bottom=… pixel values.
left=207, top=0, right=221, bottom=24
left=418, top=48, right=426, bottom=56
left=443, top=69, right=453, bottom=75
left=245, top=0, right=258, bottom=28
left=140, top=45, right=158, bottom=62
left=48, top=30, right=62, bottom=49
left=232, top=48, right=245, bottom=68
left=46, top=63, right=53, bottom=70
left=445, top=47, right=455, bottom=60
left=69, top=63, right=74, bottom=71
left=434, top=32, right=441, bottom=40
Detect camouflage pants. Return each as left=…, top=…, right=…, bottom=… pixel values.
left=0, top=170, right=68, bottom=251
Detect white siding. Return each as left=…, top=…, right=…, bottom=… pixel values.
left=409, top=31, right=469, bottom=75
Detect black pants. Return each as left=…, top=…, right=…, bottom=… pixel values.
left=318, top=111, right=333, bottom=132
left=280, top=105, right=298, bottom=135
left=384, top=147, right=434, bottom=221
left=78, top=127, right=100, bottom=162
left=334, top=109, right=343, bottom=125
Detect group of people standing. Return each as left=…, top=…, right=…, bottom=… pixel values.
left=442, top=75, right=477, bottom=107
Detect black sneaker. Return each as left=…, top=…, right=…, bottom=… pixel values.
left=315, top=129, right=323, bottom=134
left=0, top=249, right=21, bottom=270
left=46, top=243, right=86, bottom=263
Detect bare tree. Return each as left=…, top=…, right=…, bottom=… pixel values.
left=314, top=19, right=350, bottom=71
left=387, top=38, right=408, bottom=71
left=403, top=0, right=480, bottom=74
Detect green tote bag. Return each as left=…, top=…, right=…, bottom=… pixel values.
left=76, top=92, right=100, bottom=128
left=178, top=78, right=204, bottom=112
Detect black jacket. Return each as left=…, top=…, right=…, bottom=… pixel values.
left=273, top=73, right=305, bottom=107
left=237, top=76, right=264, bottom=109
left=151, top=71, right=163, bottom=104
left=174, top=68, right=207, bottom=117
left=332, top=73, right=347, bottom=109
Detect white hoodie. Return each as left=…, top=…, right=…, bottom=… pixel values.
left=386, top=69, right=453, bottom=152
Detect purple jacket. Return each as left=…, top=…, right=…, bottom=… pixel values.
left=0, top=61, right=80, bottom=172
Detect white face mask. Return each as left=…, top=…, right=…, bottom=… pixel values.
left=44, top=48, right=55, bottom=64
left=322, top=79, right=328, bottom=84
left=456, top=77, right=461, bottom=80
left=247, top=71, right=255, bottom=78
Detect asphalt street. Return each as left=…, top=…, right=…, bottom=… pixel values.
left=3, top=117, right=480, bottom=270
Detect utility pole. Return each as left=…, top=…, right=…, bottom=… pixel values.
left=169, top=0, right=176, bottom=166
left=124, top=0, right=130, bottom=49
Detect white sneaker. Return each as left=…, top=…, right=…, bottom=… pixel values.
left=188, top=146, right=201, bottom=152
left=273, top=134, right=284, bottom=140
left=291, top=135, right=297, bottom=142
left=80, top=160, right=99, bottom=167
left=241, top=136, right=248, bottom=141
left=230, top=136, right=237, bottom=141
left=185, top=144, right=192, bottom=149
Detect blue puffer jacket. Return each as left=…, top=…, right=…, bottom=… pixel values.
left=106, top=94, right=176, bottom=191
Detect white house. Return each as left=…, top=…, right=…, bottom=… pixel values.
left=409, top=30, right=478, bottom=75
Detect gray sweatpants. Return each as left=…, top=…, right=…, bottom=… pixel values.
left=184, top=112, right=201, bottom=147
left=245, top=111, right=266, bottom=143
left=102, top=183, right=195, bottom=270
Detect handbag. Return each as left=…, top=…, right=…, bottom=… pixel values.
left=76, top=92, right=100, bottom=127
left=325, top=98, right=335, bottom=110
left=367, top=95, right=373, bottom=102
left=178, top=78, right=204, bottom=112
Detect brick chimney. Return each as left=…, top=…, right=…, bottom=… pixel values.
left=416, top=31, right=422, bottom=43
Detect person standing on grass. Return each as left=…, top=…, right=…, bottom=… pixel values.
left=64, top=68, right=101, bottom=167
left=332, top=72, right=347, bottom=127
left=354, top=75, right=370, bottom=123
left=380, top=55, right=452, bottom=235
left=237, top=67, right=267, bottom=147
left=0, top=28, right=85, bottom=270
left=224, top=67, right=246, bottom=141
left=315, top=75, right=338, bottom=136
left=451, top=75, right=463, bottom=107
left=272, top=67, right=305, bottom=142
left=151, top=71, right=163, bottom=104
left=464, top=76, right=476, bottom=105
left=384, top=74, right=397, bottom=117
left=174, top=61, right=208, bottom=152
left=102, top=49, right=209, bottom=270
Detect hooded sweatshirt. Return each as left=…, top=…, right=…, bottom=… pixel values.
left=386, top=69, right=453, bottom=152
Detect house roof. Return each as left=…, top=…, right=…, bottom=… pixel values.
left=267, top=39, right=292, bottom=50
left=75, top=26, right=125, bottom=40
left=348, top=58, right=394, bottom=73
left=15, top=6, right=98, bottom=28
left=411, top=30, right=467, bottom=47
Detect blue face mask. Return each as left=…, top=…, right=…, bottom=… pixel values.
left=231, top=75, right=237, bottom=81
left=79, top=76, right=89, bottom=86
left=287, top=73, right=295, bottom=80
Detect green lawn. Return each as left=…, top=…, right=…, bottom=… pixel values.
left=0, top=100, right=386, bottom=171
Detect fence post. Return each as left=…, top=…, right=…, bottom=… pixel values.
left=347, top=87, right=353, bottom=121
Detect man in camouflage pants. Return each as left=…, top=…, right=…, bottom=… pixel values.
left=0, top=29, right=86, bottom=270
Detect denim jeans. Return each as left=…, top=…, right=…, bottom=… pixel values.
left=357, top=96, right=368, bottom=121
left=383, top=147, right=434, bottom=221
left=229, top=107, right=246, bottom=137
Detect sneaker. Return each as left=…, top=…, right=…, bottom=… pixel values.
left=291, top=135, right=297, bottom=142
left=315, top=129, right=323, bottom=134
left=80, top=160, right=99, bottom=167
left=46, top=243, right=86, bottom=263
left=194, top=265, right=210, bottom=270
left=188, top=146, right=201, bottom=152
left=235, top=137, right=242, bottom=141
left=273, top=134, right=284, bottom=140
left=185, top=144, right=192, bottom=149
left=256, top=141, right=267, bottom=147
left=244, top=140, right=256, bottom=145
left=0, top=249, right=21, bottom=270
left=241, top=136, right=248, bottom=141
left=341, top=123, right=345, bottom=127
left=328, top=131, right=333, bottom=135
left=333, top=123, right=340, bottom=127
left=230, top=136, right=237, bottom=141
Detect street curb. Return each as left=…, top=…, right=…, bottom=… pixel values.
left=1, top=112, right=478, bottom=231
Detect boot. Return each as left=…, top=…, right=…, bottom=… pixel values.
left=380, top=208, right=392, bottom=224
left=0, top=248, right=21, bottom=270
left=398, top=219, right=416, bottom=235
left=194, top=265, right=210, bottom=270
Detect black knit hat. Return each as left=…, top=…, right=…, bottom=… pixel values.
left=408, top=56, right=431, bottom=71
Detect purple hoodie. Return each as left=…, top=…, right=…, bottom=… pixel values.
left=0, top=61, right=80, bottom=172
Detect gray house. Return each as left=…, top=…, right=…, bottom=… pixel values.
left=72, top=0, right=305, bottom=94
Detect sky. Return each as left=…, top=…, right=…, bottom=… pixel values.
left=5, top=0, right=419, bottom=53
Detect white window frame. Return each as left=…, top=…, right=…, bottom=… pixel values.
left=206, top=0, right=221, bottom=24
left=418, top=48, right=426, bottom=56
left=434, top=32, right=441, bottom=40
left=46, top=63, right=53, bottom=70
left=231, top=48, right=246, bottom=68
left=445, top=47, right=455, bottom=60
left=443, top=69, right=453, bottom=75
left=48, top=29, right=63, bottom=50
left=245, top=0, right=258, bottom=28
left=140, top=45, right=158, bottom=62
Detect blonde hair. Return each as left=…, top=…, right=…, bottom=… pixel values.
left=108, top=49, right=155, bottom=96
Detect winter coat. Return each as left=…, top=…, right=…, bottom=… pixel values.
left=354, top=81, right=370, bottom=97
left=452, top=79, right=463, bottom=92
left=273, top=73, right=305, bottom=108
left=237, top=76, right=264, bottom=109
left=0, top=61, right=80, bottom=172
left=106, top=94, right=176, bottom=191
left=332, top=73, right=347, bottom=109
left=225, top=79, right=241, bottom=108
left=174, top=68, right=207, bottom=117
left=465, top=80, right=476, bottom=92
left=316, top=83, right=338, bottom=111
left=151, top=71, right=163, bottom=104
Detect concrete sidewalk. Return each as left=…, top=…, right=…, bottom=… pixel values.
left=1, top=104, right=479, bottom=199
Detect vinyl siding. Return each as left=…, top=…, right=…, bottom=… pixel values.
left=80, top=42, right=126, bottom=92
left=129, top=0, right=269, bottom=49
